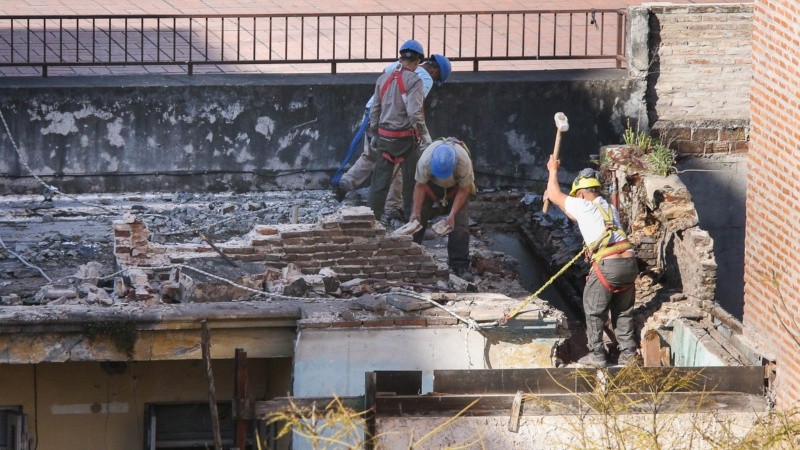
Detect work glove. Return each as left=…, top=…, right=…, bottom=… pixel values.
left=369, top=133, right=379, bottom=153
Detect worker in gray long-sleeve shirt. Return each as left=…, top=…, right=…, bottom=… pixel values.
left=367, top=39, right=431, bottom=220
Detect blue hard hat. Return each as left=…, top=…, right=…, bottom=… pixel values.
left=430, top=143, right=457, bottom=179
left=431, top=54, right=452, bottom=87
left=399, top=39, right=425, bottom=60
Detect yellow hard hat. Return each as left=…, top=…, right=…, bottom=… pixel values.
left=569, top=169, right=602, bottom=197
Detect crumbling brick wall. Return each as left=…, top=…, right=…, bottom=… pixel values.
left=645, top=4, right=752, bottom=154
left=605, top=146, right=716, bottom=303
left=113, top=206, right=447, bottom=302
left=745, top=0, right=800, bottom=407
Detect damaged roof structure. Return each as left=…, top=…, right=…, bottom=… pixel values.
left=1, top=1, right=795, bottom=449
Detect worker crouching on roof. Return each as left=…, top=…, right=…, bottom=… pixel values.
left=368, top=39, right=431, bottom=221
left=544, top=155, right=640, bottom=368
left=410, top=137, right=476, bottom=280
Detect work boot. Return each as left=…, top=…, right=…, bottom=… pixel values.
left=332, top=181, right=348, bottom=202
left=452, top=266, right=474, bottom=282
left=577, top=351, right=608, bottom=368
left=385, top=208, right=405, bottom=222
left=617, top=350, right=641, bottom=367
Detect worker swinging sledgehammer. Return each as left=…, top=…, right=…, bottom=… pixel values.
left=544, top=157, right=641, bottom=368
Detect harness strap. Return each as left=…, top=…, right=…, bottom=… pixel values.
left=378, top=128, right=416, bottom=138
left=592, top=261, right=635, bottom=294
left=379, top=67, right=409, bottom=103
left=592, top=239, right=633, bottom=262
left=586, top=198, right=631, bottom=261
left=381, top=151, right=405, bottom=166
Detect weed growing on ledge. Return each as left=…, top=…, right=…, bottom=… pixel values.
left=621, top=120, right=676, bottom=177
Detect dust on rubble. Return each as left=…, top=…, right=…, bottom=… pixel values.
left=0, top=190, right=537, bottom=306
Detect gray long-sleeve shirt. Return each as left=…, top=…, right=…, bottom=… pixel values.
left=369, top=63, right=430, bottom=144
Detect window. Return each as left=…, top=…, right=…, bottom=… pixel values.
left=0, top=407, right=25, bottom=450
left=144, top=403, right=238, bottom=450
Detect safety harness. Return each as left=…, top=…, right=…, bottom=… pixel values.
left=586, top=199, right=635, bottom=294
left=377, top=66, right=420, bottom=167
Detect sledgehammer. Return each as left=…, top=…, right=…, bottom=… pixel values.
left=542, top=112, right=569, bottom=213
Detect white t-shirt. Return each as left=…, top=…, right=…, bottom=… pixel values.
left=564, top=196, right=626, bottom=247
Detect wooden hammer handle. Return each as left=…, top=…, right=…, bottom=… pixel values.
left=542, top=129, right=563, bottom=213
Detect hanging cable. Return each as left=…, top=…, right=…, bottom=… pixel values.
left=0, top=107, right=114, bottom=214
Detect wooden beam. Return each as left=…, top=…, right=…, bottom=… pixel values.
left=364, top=372, right=377, bottom=450
left=248, top=397, right=365, bottom=420
left=375, top=392, right=766, bottom=417
left=642, top=329, right=662, bottom=367
left=508, top=390, right=523, bottom=432
left=432, top=367, right=764, bottom=396
left=201, top=320, right=223, bottom=450
left=234, top=348, right=248, bottom=450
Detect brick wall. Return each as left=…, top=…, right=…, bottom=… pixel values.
left=745, top=0, right=800, bottom=407
left=646, top=4, right=752, bottom=154
left=113, top=206, right=448, bottom=303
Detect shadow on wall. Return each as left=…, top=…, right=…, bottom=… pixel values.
left=676, top=155, right=746, bottom=320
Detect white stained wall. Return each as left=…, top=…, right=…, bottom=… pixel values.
left=293, top=327, right=488, bottom=397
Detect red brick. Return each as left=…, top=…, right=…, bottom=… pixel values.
left=393, top=317, right=427, bottom=327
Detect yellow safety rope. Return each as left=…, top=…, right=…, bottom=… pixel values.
left=500, top=245, right=587, bottom=324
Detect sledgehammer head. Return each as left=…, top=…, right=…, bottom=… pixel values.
left=554, top=112, right=569, bottom=132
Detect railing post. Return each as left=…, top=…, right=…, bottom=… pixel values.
left=42, top=65, right=47, bottom=77
left=616, top=11, right=624, bottom=69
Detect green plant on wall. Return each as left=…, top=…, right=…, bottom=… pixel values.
left=644, top=143, right=676, bottom=177
left=622, top=120, right=676, bottom=176
left=82, top=321, right=138, bottom=357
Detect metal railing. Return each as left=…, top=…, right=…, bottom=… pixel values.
left=0, top=9, right=627, bottom=76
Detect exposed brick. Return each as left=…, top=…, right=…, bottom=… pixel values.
left=329, top=319, right=362, bottom=328
left=298, top=321, right=332, bottom=329
left=255, top=226, right=279, bottom=235
left=315, top=243, right=348, bottom=252
left=280, top=229, right=318, bottom=239
left=361, top=318, right=396, bottom=327
left=393, top=317, right=427, bottom=327
left=345, top=229, right=379, bottom=238
left=252, top=238, right=281, bottom=247
left=115, top=246, right=131, bottom=254
left=348, top=242, right=379, bottom=251
left=425, top=317, right=459, bottom=326
left=283, top=237, right=317, bottom=246
left=221, top=247, right=255, bottom=255
left=114, top=229, right=131, bottom=238
left=339, top=221, right=375, bottom=229
left=674, top=140, right=706, bottom=154
left=283, top=245, right=317, bottom=253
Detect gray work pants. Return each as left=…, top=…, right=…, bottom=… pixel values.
left=412, top=185, right=470, bottom=269
left=369, top=136, right=419, bottom=220
left=583, top=256, right=639, bottom=354
left=339, top=138, right=403, bottom=213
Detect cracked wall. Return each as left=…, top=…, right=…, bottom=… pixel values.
left=0, top=72, right=641, bottom=194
